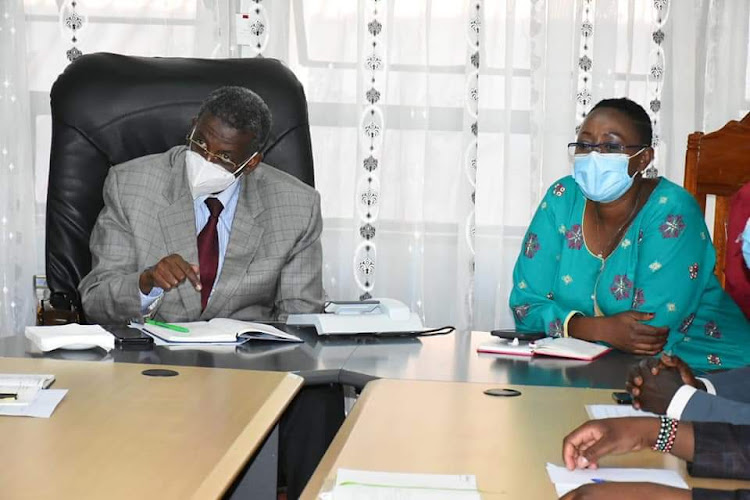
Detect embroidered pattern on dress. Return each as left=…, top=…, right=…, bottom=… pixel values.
left=513, top=304, right=530, bottom=322
left=631, top=288, right=645, bottom=309
left=610, top=275, right=633, bottom=300
left=659, top=214, right=686, bottom=239
left=548, top=319, right=563, bottom=337
left=524, top=233, right=540, bottom=258
left=678, top=313, right=695, bottom=333
left=689, top=263, right=699, bottom=280
left=704, top=321, right=722, bottom=339
left=565, top=225, right=584, bottom=250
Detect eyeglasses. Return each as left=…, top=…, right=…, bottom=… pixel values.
left=567, top=142, right=649, bottom=156
left=186, top=128, right=255, bottom=172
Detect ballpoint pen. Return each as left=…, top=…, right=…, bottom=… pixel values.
left=145, top=319, right=190, bottom=333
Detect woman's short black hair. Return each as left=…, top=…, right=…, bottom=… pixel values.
left=590, top=97, right=653, bottom=146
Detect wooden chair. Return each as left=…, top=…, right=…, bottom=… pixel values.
left=684, top=112, right=750, bottom=286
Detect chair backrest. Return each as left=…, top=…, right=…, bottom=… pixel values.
left=683, top=112, right=750, bottom=286
left=46, top=52, right=314, bottom=306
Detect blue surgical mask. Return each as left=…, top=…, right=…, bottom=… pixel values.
left=573, top=150, right=644, bottom=203
left=742, top=219, right=750, bottom=269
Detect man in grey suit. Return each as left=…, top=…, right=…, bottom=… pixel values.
left=627, top=353, right=750, bottom=425
left=79, top=86, right=340, bottom=500
left=79, top=89, right=322, bottom=324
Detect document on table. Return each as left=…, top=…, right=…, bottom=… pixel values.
left=586, top=404, right=659, bottom=419
left=0, top=389, right=67, bottom=418
left=319, top=469, right=480, bottom=500
left=546, top=463, right=688, bottom=496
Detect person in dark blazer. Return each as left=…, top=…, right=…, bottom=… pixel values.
left=560, top=417, right=750, bottom=499
left=626, top=353, right=750, bottom=425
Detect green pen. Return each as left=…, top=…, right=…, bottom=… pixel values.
left=145, top=319, right=190, bottom=333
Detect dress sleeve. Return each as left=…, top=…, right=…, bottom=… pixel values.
left=630, top=191, right=712, bottom=332
left=509, top=180, right=581, bottom=337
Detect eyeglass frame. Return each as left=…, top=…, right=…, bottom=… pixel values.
left=567, top=142, right=650, bottom=156
left=186, top=127, right=257, bottom=173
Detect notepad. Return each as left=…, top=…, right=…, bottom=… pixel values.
left=0, top=373, right=56, bottom=405
left=546, top=463, right=688, bottom=496
left=320, top=469, right=480, bottom=500
left=140, top=318, right=302, bottom=344
left=477, top=337, right=611, bottom=361
left=586, top=404, right=659, bottom=419
left=25, top=324, right=115, bottom=352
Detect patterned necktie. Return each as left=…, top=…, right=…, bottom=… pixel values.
left=197, top=198, right=224, bottom=310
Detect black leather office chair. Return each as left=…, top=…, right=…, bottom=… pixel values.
left=43, top=52, right=314, bottom=323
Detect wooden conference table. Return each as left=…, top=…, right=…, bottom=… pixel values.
left=0, top=357, right=301, bottom=500
left=301, top=380, right=750, bottom=499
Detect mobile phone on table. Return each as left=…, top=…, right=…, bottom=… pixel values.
left=490, top=329, right=546, bottom=342
left=611, top=391, right=633, bottom=405
left=104, top=325, right=154, bottom=347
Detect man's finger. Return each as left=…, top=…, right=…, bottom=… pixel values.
left=175, top=259, right=202, bottom=290
left=152, top=267, right=177, bottom=290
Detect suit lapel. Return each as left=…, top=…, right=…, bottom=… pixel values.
left=158, top=149, right=202, bottom=319
left=200, top=166, right=266, bottom=319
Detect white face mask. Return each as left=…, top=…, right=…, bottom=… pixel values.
left=185, top=150, right=256, bottom=199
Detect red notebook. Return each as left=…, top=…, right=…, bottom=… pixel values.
left=477, top=336, right=611, bottom=361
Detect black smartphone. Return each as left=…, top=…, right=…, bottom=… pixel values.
left=611, top=391, right=633, bottom=405
left=490, top=329, right=546, bottom=342
left=104, top=326, right=154, bottom=347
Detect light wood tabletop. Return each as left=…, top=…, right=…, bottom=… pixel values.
left=0, top=356, right=302, bottom=500
left=301, top=379, right=750, bottom=499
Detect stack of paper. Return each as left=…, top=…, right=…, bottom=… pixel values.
left=320, top=469, right=480, bottom=500
left=586, top=405, right=659, bottom=419
left=25, top=324, right=115, bottom=352
left=545, top=463, right=688, bottom=496
left=0, top=374, right=66, bottom=418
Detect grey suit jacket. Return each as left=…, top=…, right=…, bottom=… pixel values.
left=682, top=366, right=750, bottom=425
left=79, top=146, right=324, bottom=324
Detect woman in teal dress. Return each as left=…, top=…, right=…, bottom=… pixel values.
left=510, top=98, right=750, bottom=371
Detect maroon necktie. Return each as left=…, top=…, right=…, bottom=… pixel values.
left=197, top=198, right=224, bottom=310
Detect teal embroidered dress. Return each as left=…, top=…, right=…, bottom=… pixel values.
left=510, top=176, right=750, bottom=371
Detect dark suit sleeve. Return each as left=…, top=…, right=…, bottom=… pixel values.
left=683, top=390, right=750, bottom=425
left=688, top=422, right=750, bottom=480
left=705, top=367, right=750, bottom=403
left=693, top=489, right=750, bottom=500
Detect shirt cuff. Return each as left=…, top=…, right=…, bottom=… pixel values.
left=697, top=377, right=716, bottom=395
left=666, top=384, right=698, bottom=419
left=139, top=287, right=164, bottom=315
left=562, top=311, right=581, bottom=338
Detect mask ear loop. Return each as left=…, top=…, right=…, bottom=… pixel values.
left=628, top=147, right=649, bottom=179
left=232, top=151, right=259, bottom=178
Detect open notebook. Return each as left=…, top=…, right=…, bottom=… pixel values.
left=477, top=336, right=611, bottom=361
left=140, top=318, right=302, bottom=344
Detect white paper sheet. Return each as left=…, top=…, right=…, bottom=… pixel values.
left=320, top=469, right=480, bottom=500
left=546, top=463, right=688, bottom=496
left=585, top=404, right=659, bottom=419
left=0, top=389, right=68, bottom=418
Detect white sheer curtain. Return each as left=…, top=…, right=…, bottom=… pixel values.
left=13, top=0, right=750, bottom=335
left=0, top=0, right=36, bottom=336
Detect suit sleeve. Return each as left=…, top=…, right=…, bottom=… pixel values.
left=705, top=367, right=750, bottom=403
left=688, top=422, right=750, bottom=480
left=693, top=489, right=750, bottom=500
left=78, top=168, right=143, bottom=324
left=683, top=390, right=750, bottom=425
left=273, top=190, right=324, bottom=320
